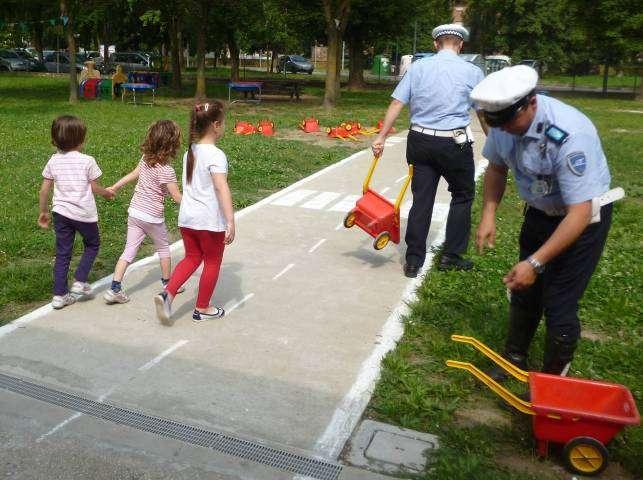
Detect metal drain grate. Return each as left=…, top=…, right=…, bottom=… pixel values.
left=0, top=372, right=342, bottom=480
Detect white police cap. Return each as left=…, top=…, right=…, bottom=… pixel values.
left=470, top=65, right=538, bottom=113
left=432, top=23, right=469, bottom=41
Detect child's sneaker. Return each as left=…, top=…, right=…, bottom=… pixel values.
left=52, top=293, right=76, bottom=309
left=154, top=292, right=173, bottom=326
left=192, top=306, right=225, bottom=323
left=103, top=288, right=130, bottom=304
left=161, top=280, right=185, bottom=294
left=70, top=281, right=93, bottom=297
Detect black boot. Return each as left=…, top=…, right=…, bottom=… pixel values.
left=542, top=333, right=577, bottom=375
left=487, top=306, right=540, bottom=382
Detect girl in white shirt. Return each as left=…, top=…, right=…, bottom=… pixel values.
left=154, top=100, right=235, bottom=325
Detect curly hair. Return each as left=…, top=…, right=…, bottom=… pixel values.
left=141, top=120, right=182, bottom=166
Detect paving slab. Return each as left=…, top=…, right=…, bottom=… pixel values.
left=0, top=117, right=486, bottom=479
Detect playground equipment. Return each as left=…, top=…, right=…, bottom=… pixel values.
left=234, top=121, right=257, bottom=135
left=446, top=334, right=640, bottom=476
left=344, top=155, right=412, bottom=250
left=299, top=117, right=320, bottom=133
left=257, top=120, right=275, bottom=136
left=327, top=125, right=358, bottom=141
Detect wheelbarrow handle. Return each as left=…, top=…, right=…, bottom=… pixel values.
left=451, top=334, right=529, bottom=383
left=394, top=164, right=413, bottom=213
left=446, top=360, right=535, bottom=416
left=362, top=155, right=381, bottom=195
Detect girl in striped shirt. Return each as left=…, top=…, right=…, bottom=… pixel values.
left=104, top=120, right=183, bottom=304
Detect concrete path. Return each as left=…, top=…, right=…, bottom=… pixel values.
left=0, top=119, right=486, bottom=479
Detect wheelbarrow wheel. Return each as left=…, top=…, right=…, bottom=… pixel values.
left=563, top=436, right=608, bottom=476
left=344, top=211, right=356, bottom=228
left=374, top=231, right=390, bottom=250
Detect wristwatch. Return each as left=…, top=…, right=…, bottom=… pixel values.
left=527, top=256, right=545, bottom=274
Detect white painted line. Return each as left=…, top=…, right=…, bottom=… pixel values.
left=384, top=141, right=394, bottom=147
left=226, top=293, right=255, bottom=314
left=399, top=200, right=413, bottom=219
left=334, top=221, right=344, bottom=231
left=271, top=189, right=317, bottom=207
left=394, top=175, right=407, bottom=183
left=328, top=194, right=360, bottom=213
left=380, top=187, right=391, bottom=194
left=308, top=239, right=326, bottom=253
left=272, top=263, right=295, bottom=281
left=301, top=192, right=342, bottom=210
left=37, top=412, right=83, bottom=442
left=313, top=149, right=490, bottom=460
left=138, top=339, right=189, bottom=372
left=432, top=202, right=449, bottom=222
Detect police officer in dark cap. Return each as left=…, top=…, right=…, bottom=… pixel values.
left=372, top=24, right=486, bottom=278
left=472, top=66, right=621, bottom=377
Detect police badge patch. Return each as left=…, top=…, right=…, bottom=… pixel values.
left=566, top=152, right=586, bottom=176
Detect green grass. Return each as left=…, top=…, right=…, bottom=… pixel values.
left=367, top=98, right=642, bottom=479
left=0, top=72, right=405, bottom=323
left=540, top=73, right=640, bottom=90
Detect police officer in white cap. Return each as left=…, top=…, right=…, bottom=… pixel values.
left=372, top=23, right=486, bottom=278
left=472, top=65, right=617, bottom=377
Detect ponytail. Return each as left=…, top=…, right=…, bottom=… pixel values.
left=186, top=99, right=225, bottom=184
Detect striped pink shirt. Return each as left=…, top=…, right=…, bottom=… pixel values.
left=129, top=158, right=177, bottom=221
left=42, top=151, right=102, bottom=222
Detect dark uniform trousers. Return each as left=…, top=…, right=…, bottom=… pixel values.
left=405, top=130, right=475, bottom=266
left=507, top=203, right=612, bottom=373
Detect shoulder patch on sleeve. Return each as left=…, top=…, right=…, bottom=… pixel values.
left=566, top=151, right=586, bottom=176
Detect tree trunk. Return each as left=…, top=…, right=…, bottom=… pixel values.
left=228, top=36, right=240, bottom=81
left=347, top=36, right=365, bottom=90
left=61, top=0, right=78, bottom=103
left=323, top=26, right=340, bottom=108
left=271, top=49, right=278, bottom=73
left=194, top=4, right=207, bottom=99
left=322, top=0, right=350, bottom=108
left=170, top=14, right=182, bottom=92
left=33, top=22, right=44, bottom=62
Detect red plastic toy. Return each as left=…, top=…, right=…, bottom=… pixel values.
left=343, top=155, right=412, bottom=250
left=327, top=125, right=358, bottom=141
left=375, top=119, right=396, bottom=134
left=299, top=117, right=320, bottom=133
left=447, top=335, right=640, bottom=477
left=257, top=120, right=275, bottom=136
left=234, top=121, right=256, bottom=135
left=82, top=79, right=101, bottom=99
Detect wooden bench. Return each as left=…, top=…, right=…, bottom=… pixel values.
left=259, top=81, right=303, bottom=101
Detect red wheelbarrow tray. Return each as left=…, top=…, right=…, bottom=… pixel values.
left=529, top=372, right=640, bottom=446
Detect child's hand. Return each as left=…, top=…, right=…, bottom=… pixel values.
left=107, top=186, right=117, bottom=195
left=38, top=212, right=50, bottom=229
left=224, top=223, right=235, bottom=245
left=103, top=189, right=116, bottom=200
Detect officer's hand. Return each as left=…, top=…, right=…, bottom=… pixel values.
left=371, top=136, right=385, bottom=157
left=476, top=216, right=496, bottom=254
left=503, top=261, right=537, bottom=291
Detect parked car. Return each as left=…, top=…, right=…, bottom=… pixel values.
left=0, top=49, right=30, bottom=71
left=459, top=53, right=485, bottom=74
left=105, top=52, right=151, bottom=74
left=44, top=51, right=85, bottom=73
left=485, top=55, right=512, bottom=73
left=277, top=55, right=313, bottom=74
left=519, top=59, right=541, bottom=71
left=11, top=48, right=46, bottom=71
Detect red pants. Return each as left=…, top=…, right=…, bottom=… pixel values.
left=167, top=227, right=225, bottom=309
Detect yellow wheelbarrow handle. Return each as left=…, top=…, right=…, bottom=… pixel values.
left=394, top=165, right=413, bottom=213
left=362, top=155, right=413, bottom=207
left=451, top=334, right=529, bottom=382
left=362, top=155, right=380, bottom=194
left=446, top=360, right=535, bottom=416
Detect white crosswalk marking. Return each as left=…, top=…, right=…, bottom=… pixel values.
left=271, top=189, right=317, bottom=206
left=301, top=192, right=342, bottom=210
left=432, top=203, right=449, bottom=222
left=328, top=194, right=360, bottom=212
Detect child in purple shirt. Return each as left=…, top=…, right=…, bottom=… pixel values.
left=38, top=115, right=114, bottom=309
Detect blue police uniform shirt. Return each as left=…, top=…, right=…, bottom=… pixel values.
left=391, top=50, right=484, bottom=130
left=482, top=95, right=611, bottom=213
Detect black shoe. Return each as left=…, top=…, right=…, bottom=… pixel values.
left=404, top=263, right=420, bottom=278
left=486, top=353, right=529, bottom=383
left=192, top=307, right=225, bottom=323
left=438, top=254, right=473, bottom=271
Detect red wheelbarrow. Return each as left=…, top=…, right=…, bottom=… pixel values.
left=446, top=335, right=640, bottom=476
left=343, top=155, right=412, bottom=250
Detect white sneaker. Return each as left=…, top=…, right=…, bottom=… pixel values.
left=52, top=293, right=76, bottom=309
left=71, top=281, right=93, bottom=296
left=154, top=292, right=173, bottom=326
left=103, top=289, right=130, bottom=304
